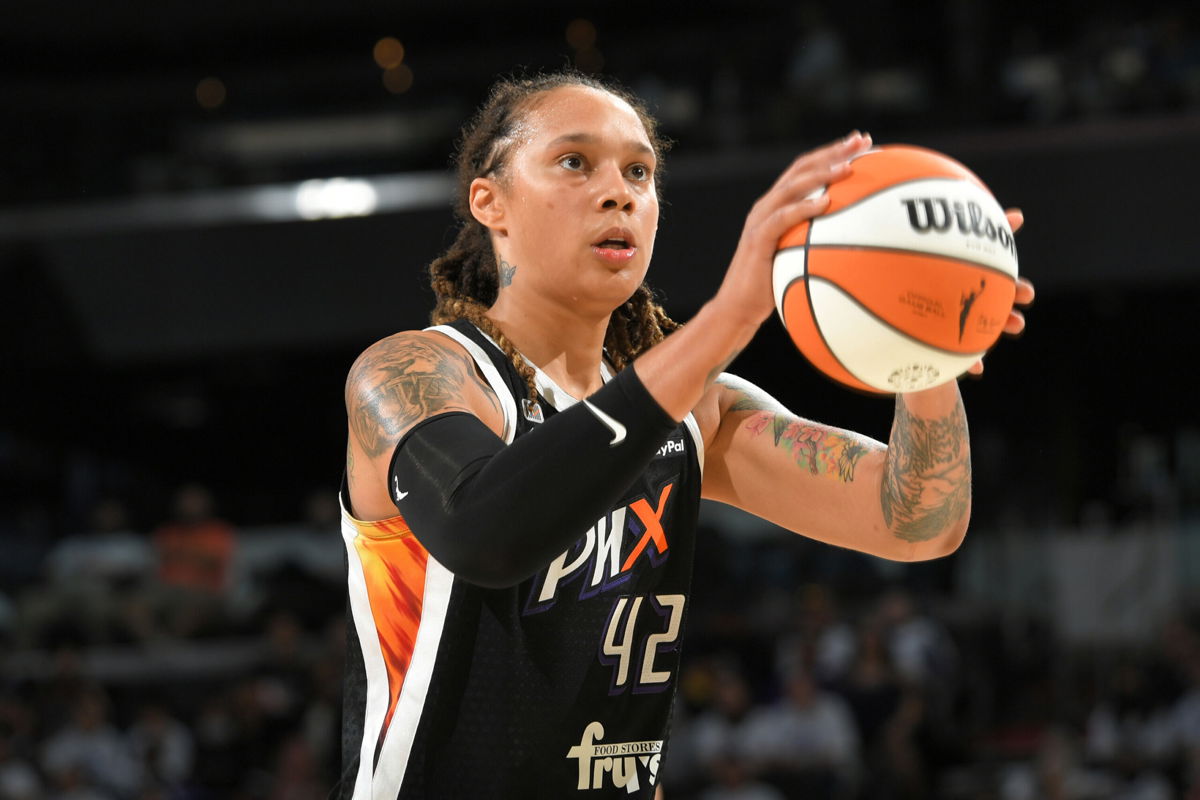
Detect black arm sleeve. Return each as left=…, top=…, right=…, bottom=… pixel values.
left=388, top=366, right=679, bottom=588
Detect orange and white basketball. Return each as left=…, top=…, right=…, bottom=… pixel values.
left=772, top=144, right=1019, bottom=394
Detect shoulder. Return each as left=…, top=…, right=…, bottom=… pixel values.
left=345, top=328, right=499, bottom=459
left=345, top=329, right=470, bottom=394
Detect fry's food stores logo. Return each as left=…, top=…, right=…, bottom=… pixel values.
left=567, top=722, right=662, bottom=794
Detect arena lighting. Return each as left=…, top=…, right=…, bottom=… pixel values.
left=294, top=177, right=378, bottom=220
left=195, top=77, right=227, bottom=111
left=565, top=19, right=597, bottom=50
left=0, top=171, right=454, bottom=239
left=373, top=37, right=405, bottom=69
left=383, top=63, right=415, bottom=94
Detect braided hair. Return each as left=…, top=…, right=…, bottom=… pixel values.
left=428, top=70, right=681, bottom=404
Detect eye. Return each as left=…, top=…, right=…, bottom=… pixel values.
left=559, top=154, right=586, bottom=172
left=626, top=163, right=652, bottom=182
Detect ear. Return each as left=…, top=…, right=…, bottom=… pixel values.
left=468, top=176, right=506, bottom=236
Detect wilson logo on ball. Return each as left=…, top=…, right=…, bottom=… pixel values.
left=900, top=198, right=1016, bottom=257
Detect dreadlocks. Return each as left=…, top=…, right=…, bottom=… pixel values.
left=428, top=70, right=681, bottom=404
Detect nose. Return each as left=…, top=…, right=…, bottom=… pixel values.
left=596, top=163, right=635, bottom=213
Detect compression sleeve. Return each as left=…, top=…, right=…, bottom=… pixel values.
left=388, top=366, right=678, bottom=588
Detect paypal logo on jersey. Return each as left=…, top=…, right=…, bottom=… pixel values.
left=655, top=438, right=685, bottom=459
left=524, top=482, right=674, bottom=615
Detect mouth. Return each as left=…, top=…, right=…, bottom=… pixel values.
left=591, top=227, right=638, bottom=263
left=592, top=227, right=636, bottom=250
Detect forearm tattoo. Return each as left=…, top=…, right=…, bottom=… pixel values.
left=346, top=335, right=501, bottom=458
left=723, top=377, right=873, bottom=483
left=880, top=396, right=971, bottom=542
left=743, top=413, right=871, bottom=482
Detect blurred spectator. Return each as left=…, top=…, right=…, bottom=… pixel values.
left=45, top=498, right=150, bottom=589
left=33, top=648, right=93, bottom=742
left=268, top=733, right=326, bottom=800
left=253, top=610, right=319, bottom=736
left=689, top=660, right=760, bottom=769
left=0, top=724, right=43, bottom=800
left=1001, top=25, right=1069, bottom=122
left=45, top=765, right=114, bottom=800
left=0, top=690, right=41, bottom=797
left=1085, top=660, right=1178, bottom=791
left=698, top=753, right=786, bottom=800
left=18, top=497, right=151, bottom=647
left=742, top=667, right=860, bottom=798
left=148, top=483, right=236, bottom=639
left=125, top=701, right=194, bottom=791
left=774, top=583, right=857, bottom=687
left=831, top=617, right=906, bottom=799
left=192, top=686, right=268, bottom=795
left=999, top=726, right=1120, bottom=800
left=782, top=3, right=852, bottom=118
left=0, top=590, right=14, bottom=647
left=40, top=685, right=142, bottom=798
left=877, top=587, right=959, bottom=691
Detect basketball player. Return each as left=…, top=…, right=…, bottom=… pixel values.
left=338, top=71, right=1034, bottom=799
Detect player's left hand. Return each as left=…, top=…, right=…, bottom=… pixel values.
left=966, top=208, right=1034, bottom=376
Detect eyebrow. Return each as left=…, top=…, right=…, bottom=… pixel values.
left=545, top=132, right=654, bottom=156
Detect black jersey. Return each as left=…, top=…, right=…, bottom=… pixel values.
left=338, top=320, right=704, bottom=799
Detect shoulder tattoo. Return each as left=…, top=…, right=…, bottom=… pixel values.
left=346, top=333, right=501, bottom=459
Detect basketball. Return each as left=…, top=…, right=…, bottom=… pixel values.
left=771, top=144, right=1019, bottom=394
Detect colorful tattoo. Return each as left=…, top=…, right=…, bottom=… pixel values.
left=879, top=396, right=971, bottom=542
left=743, top=412, right=869, bottom=482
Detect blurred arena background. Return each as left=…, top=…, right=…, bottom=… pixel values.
left=2, top=1, right=1199, bottom=798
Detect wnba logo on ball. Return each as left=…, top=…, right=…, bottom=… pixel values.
left=900, top=198, right=1016, bottom=258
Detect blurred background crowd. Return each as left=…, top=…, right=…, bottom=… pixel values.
left=2, top=1, right=1199, bottom=798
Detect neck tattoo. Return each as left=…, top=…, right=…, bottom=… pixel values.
left=498, top=258, right=517, bottom=288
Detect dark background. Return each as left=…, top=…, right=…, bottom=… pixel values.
left=2, top=1, right=1199, bottom=798
left=3, top=0, right=1198, bottom=530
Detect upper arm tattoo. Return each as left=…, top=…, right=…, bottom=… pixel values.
left=345, top=334, right=501, bottom=459
left=880, top=396, right=971, bottom=542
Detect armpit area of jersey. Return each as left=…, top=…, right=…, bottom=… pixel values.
left=388, top=365, right=678, bottom=589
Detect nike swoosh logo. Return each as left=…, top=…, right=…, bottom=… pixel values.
left=583, top=399, right=626, bottom=446
left=393, top=475, right=409, bottom=501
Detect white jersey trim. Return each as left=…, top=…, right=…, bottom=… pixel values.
left=425, top=324, right=518, bottom=444
left=681, top=412, right=705, bottom=478
left=339, top=505, right=392, bottom=800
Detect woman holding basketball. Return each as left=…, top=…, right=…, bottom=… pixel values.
left=339, top=71, right=1033, bottom=799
